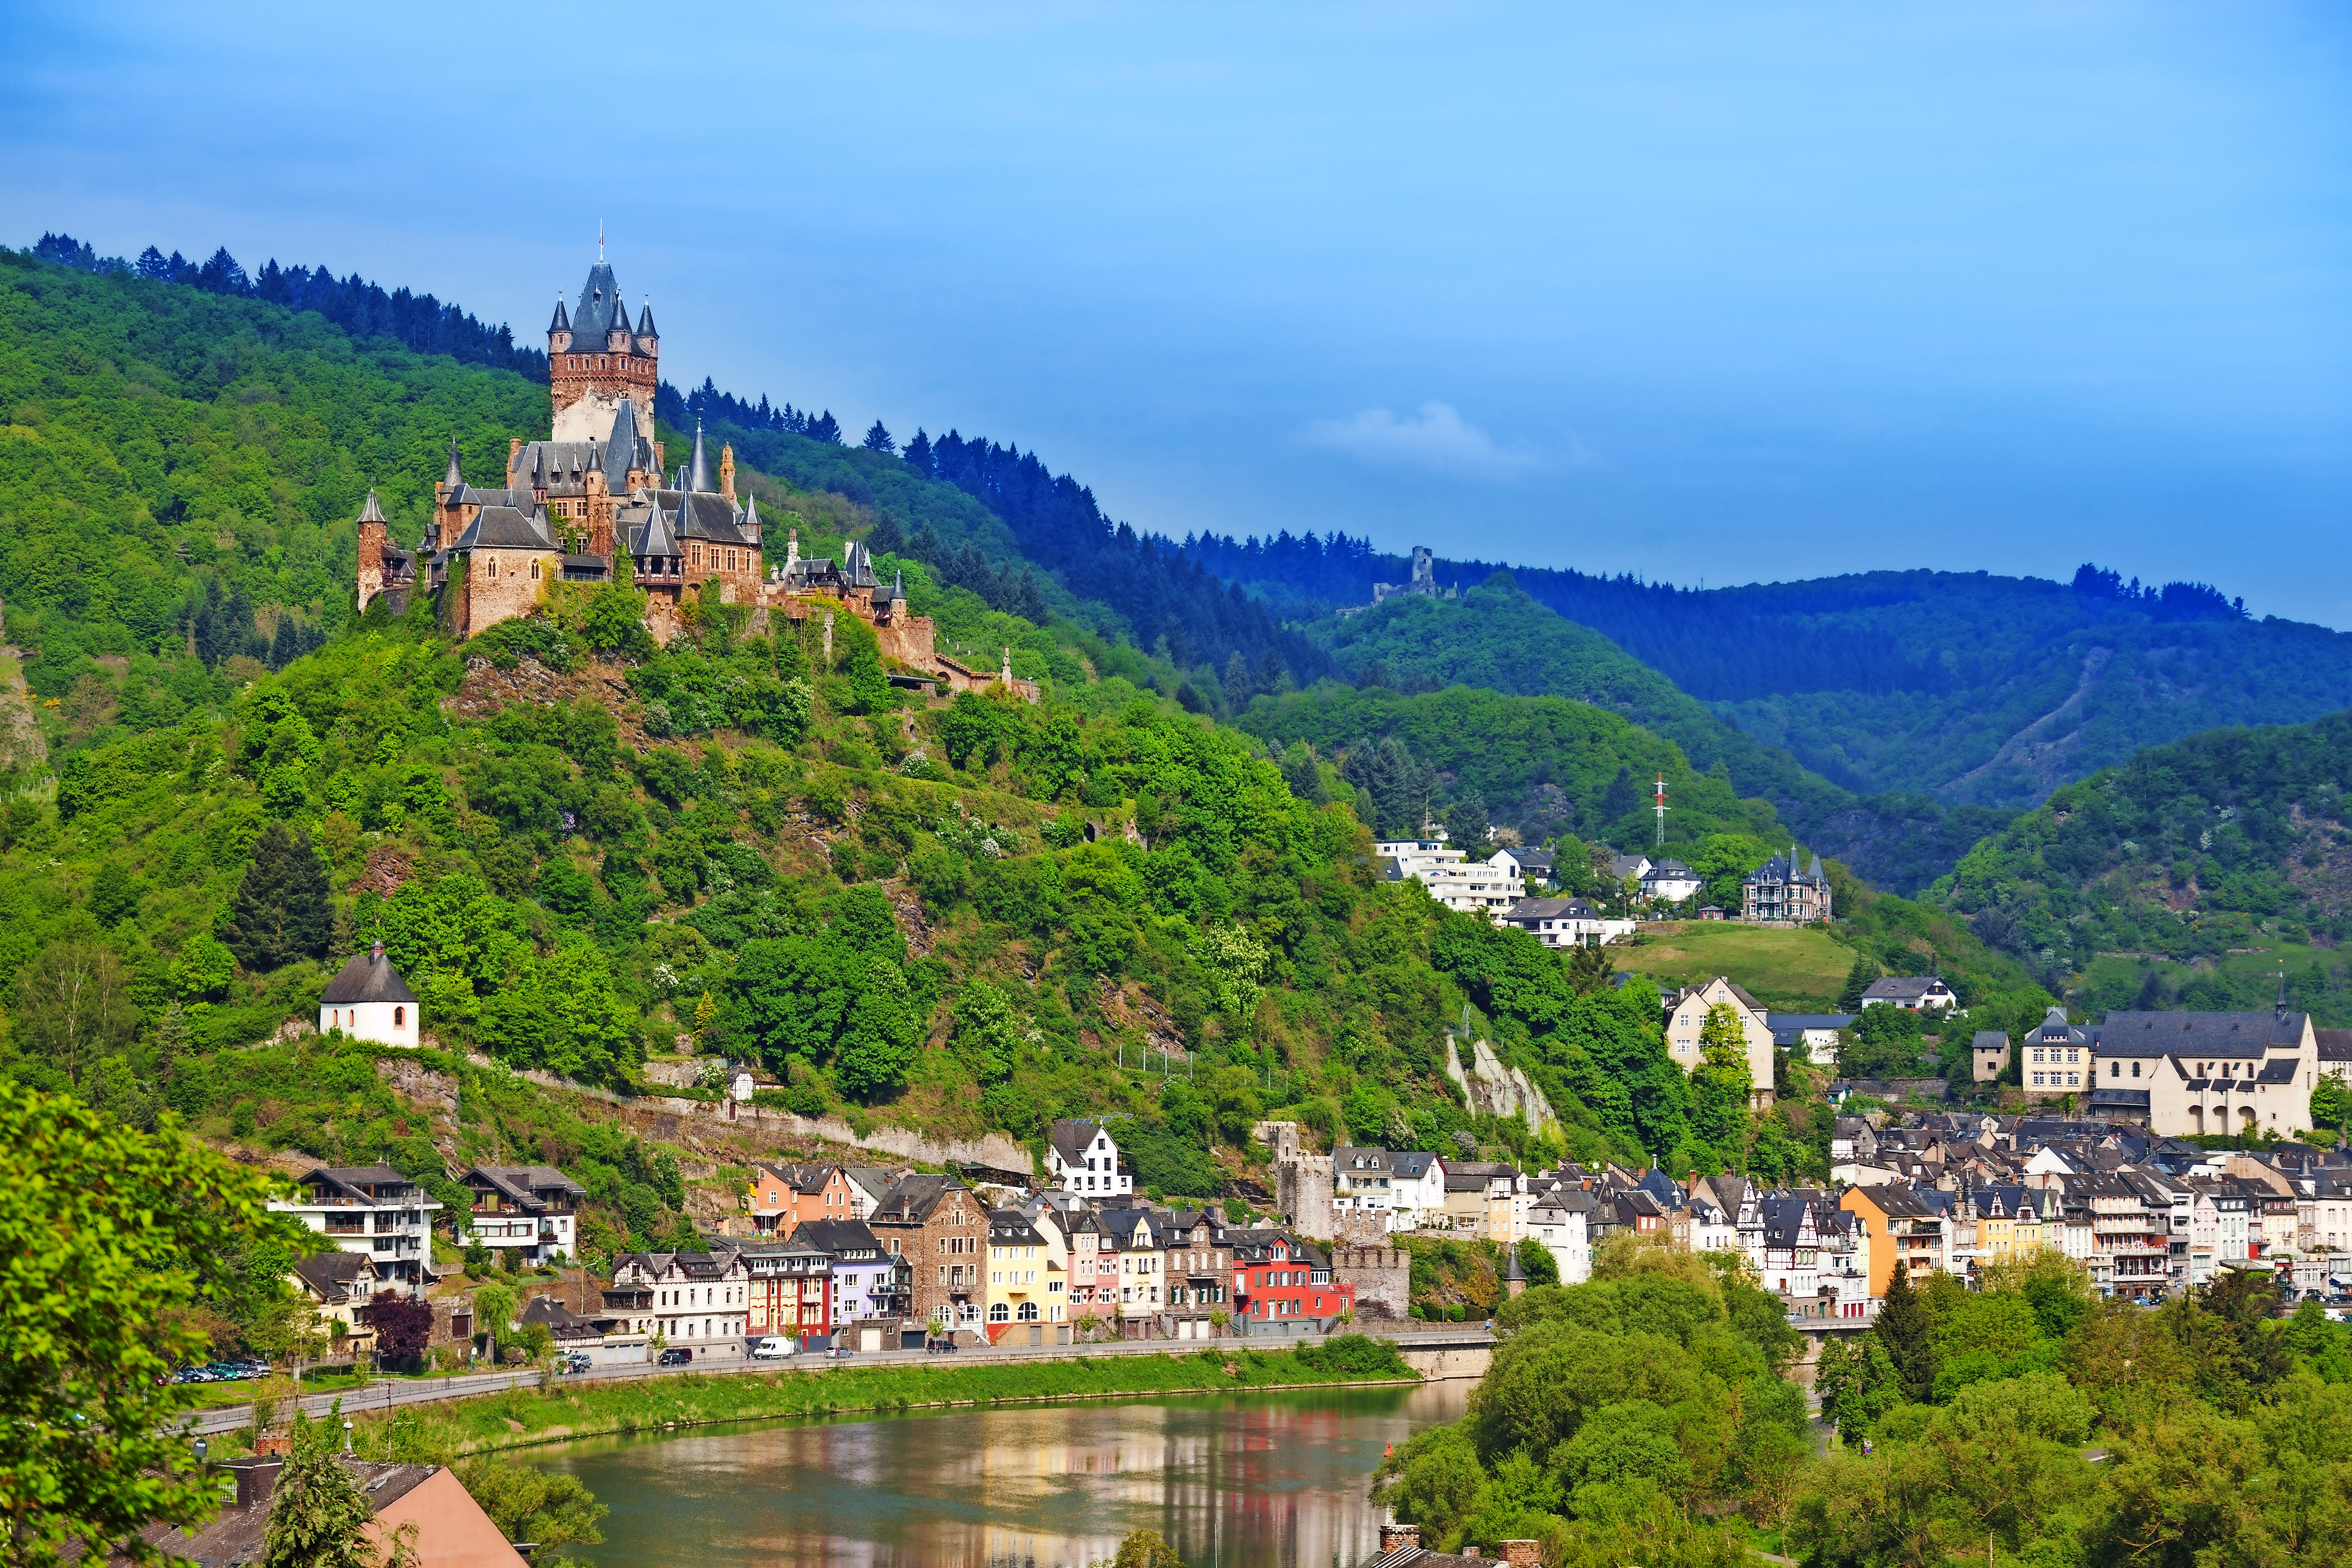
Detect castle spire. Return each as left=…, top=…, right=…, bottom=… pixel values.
left=442, top=438, right=463, bottom=490
left=688, top=421, right=710, bottom=493
left=548, top=294, right=569, bottom=334
left=356, top=488, right=385, bottom=524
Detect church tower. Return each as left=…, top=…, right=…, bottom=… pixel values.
left=548, top=247, right=658, bottom=445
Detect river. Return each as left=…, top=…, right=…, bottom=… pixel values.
left=533, top=1380, right=1472, bottom=1568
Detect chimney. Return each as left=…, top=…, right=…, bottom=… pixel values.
left=371, top=938, right=385, bottom=964
left=225, top=1456, right=285, bottom=1508
left=1502, top=1543, right=1542, bottom=1567
left=1378, top=1524, right=1420, bottom=1555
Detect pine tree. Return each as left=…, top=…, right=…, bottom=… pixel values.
left=219, top=824, right=331, bottom=972
left=1875, top=1259, right=1934, bottom=1404
left=1838, top=952, right=1880, bottom=1012
left=861, top=420, right=896, bottom=454
left=260, top=1442, right=379, bottom=1568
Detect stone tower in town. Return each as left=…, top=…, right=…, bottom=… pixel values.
left=548, top=255, right=658, bottom=445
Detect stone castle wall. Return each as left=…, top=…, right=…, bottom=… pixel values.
left=1331, top=1245, right=1410, bottom=1318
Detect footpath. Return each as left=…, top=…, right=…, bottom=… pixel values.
left=182, top=1321, right=1496, bottom=1437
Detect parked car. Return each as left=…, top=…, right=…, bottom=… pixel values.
left=823, top=1345, right=852, bottom=1360
left=562, top=1353, right=593, bottom=1374
left=656, top=1347, right=693, bottom=1367
left=751, top=1336, right=795, bottom=1360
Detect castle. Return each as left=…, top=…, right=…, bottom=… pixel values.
left=353, top=251, right=1035, bottom=700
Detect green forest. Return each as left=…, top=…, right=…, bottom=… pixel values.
left=1378, top=1241, right=2352, bottom=1565
left=1302, top=581, right=2012, bottom=894
left=1191, top=531, right=2352, bottom=815
left=1933, top=708, right=2352, bottom=1021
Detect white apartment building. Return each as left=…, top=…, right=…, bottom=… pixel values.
left=270, top=1165, right=443, bottom=1296
left=1375, top=834, right=1521, bottom=916
left=1332, top=1147, right=1448, bottom=1227
left=1494, top=896, right=1636, bottom=949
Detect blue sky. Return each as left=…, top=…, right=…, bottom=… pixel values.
left=7, top=3, right=2348, bottom=623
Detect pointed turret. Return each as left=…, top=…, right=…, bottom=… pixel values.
left=442, top=437, right=464, bottom=490
left=741, top=491, right=762, bottom=544
left=548, top=295, right=570, bottom=334
left=639, top=489, right=679, bottom=559
left=635, top=298, right=657, bottom=341
left=357, top=488, right=385, bottom=524
left=688, top=422, right=711, bottom=493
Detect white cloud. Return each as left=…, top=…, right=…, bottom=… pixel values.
left=1301, top=401, right=1546, bottom=479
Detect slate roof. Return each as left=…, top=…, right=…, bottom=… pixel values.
left=570, top=260, right=630, bottom=341
left=452, top=504, right=557, bottom=552
left=293, top=1250, right=378, bottom=1301
left=1863, top=977, right=1955, bottom=1005
left=138, top=1460, right=443, bottom=1568
left=2089, top=1010, right=2310, bottom=1059
left=792, top=1218, right=885, bottom=1257
left=627, top=492, right=680, bottom=559
left=462, top=1165, right=585, bottom=1209
left=643, top=488, right=755, bottom=545
left=988, top=1210, right=1047, bottom=1248
left=2319, top=1028, right=2352, bottom=1062
left=1500, top=896, right=1602, bottom=921
left=756, top=1162, right=842, bottom=1197
left=868, top=1173, right=970, bottom=1223
left=1744, top=852, right=1827, bottom=885
left=321, top=946, right=416, bottom=1005
left=1050, top=1118, right=1116, bottom=1166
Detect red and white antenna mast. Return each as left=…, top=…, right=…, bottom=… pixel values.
left=1653, top=774, right=1669, bottom=846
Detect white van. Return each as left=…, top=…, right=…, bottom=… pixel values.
left=750, top=1336, right=795, bottom=1360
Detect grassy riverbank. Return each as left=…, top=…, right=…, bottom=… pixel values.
left=263, top=1336, right=1420, bottom=1461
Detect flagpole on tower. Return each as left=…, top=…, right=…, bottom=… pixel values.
left=1654, top=774, right=1668, bottom=847
left=598, top=221, right=605, bottom=260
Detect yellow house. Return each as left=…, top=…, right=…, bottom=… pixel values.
left=1973, top=1186, right=2046, bottom=1270
left=985, top=1210, right=1062, bottom=1342
left=1665, top=977, right=1777, bottom=1111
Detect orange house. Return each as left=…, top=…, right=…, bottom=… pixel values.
left=744, top=1162, right=852, bottom=1235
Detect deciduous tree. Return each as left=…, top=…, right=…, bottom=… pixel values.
left=0, top=1080, right=308, bottom=1567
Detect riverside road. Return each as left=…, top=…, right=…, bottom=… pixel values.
left=179, top=1321, right=1498, bottom=1437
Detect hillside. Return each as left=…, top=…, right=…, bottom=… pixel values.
left=1932, top=708, right=2352, bottom=1022
left=0, top=240, right=1939, bottom=1248
left=1189, top=531, right=2352, bottom=813
left=1298, top=582, right=2010, bottom=893
left=1234, top=683, right=2052, bottom=1035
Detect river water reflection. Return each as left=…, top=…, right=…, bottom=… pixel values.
left=536, top=1381, right=1469, bottom=1568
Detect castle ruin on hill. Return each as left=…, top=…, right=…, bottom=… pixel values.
left=352, top=250, right=1035, bottom=701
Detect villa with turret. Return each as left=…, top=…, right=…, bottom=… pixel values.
left=353, top=252, right=1035, bottom=699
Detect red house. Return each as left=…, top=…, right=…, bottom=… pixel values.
left=1225, top=1230, right=1353, bottom=1322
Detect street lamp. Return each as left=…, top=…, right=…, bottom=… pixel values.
left=342, top=1418, right=353, bottom=1455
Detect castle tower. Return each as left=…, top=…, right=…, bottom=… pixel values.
left=355, top=488, right=389, bottom=611
left=549, top=255, right=656, bottom=444
left=720, top=443, right=735, bottom=502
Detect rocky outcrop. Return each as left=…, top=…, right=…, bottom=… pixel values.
left=1445, top=1034, right=1560, bottom=1138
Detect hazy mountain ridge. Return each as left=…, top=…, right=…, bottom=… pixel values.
left=1181, top=530, right=2352, bottom=812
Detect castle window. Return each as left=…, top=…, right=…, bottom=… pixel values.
left=486, top=557, right=497, bottom=579
left=530, top=559, right=541, bottom=581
